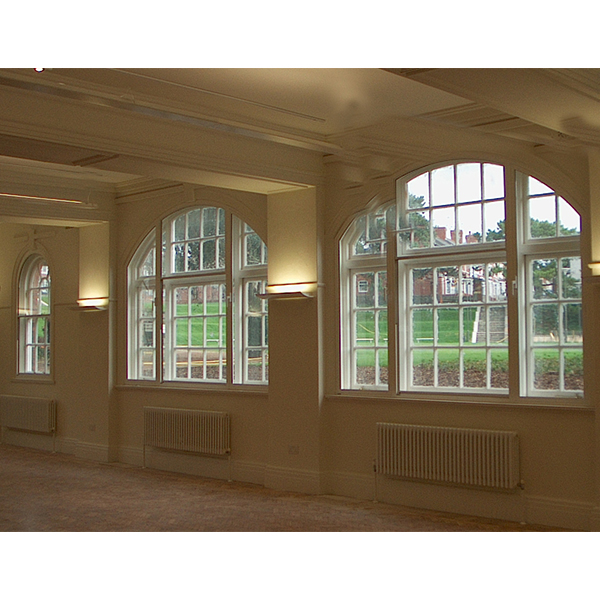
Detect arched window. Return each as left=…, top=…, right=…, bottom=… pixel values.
left=340, top=162, right=583, bottom=400
left=18, top=255, right=51, bottom=375
left=128, top=206, right=268, bottom=385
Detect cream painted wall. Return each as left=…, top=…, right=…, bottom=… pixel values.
left=318, top=121, right=596, bottom=529
left=0, top=104, right=597, bottom=529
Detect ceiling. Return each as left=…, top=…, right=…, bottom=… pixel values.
left=0, top=68, right=598, bottom=192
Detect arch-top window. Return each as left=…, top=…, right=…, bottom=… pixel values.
left=18, top=255, right=51, bottom=375
left=128, top=206, right=268, bottom=385
left=340, top=162, right=583, bottom=401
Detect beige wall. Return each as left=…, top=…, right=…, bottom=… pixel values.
left=0, top=115, right=597, bottom=530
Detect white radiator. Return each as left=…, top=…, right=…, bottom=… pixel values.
left=0, top=396, right=56, bottom=434
left=143, top=407, right=230, bottom=457
left=376, top=423, right=520, bottom=490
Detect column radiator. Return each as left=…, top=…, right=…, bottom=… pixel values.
left=376, top=423, right=520, bottom=490
left=143, top=407, right=231, bottom=457
left=0, top=396, right=56, bottom=434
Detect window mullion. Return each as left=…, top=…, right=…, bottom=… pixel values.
left=504, top=167, right=521, bottom=399
left=225, top=211, right=233, bottom=385
left=155, top=225, right=164, bottom=383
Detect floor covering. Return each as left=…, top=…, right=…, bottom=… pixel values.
left=0, top=443, right=567, bottom=532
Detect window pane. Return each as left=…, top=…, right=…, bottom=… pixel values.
left=563, top=304, right=582, bottom=343
left=173, top=244, right=185, bottom=272
left=377, top=350, right=389, bottom=385
left=534, top=349, right=559, bottom=390
left=438, top=349, right=459, bottom=387
left=140, top=248, right=155, bottom=277
left=140, top=321, right=154, bottom=347
left=564, top=349, right=583, bottom=390
left=533, top=304, right=559, bottom=343
left=139, top=288, right=154, bottom=318
left=354, top=210, right=387, bottom=256
left=463, top=348, right=486, bottom=388
left=407, top=173, right=429, bottom=208
left=356, top=311, right=375, bottom=347
left=436, top=266, right=459, bottom=303
left=457, top=163, right=481, bottom=203
left=487, top=263, right=507, bottom=301
left=205, top=317, right=221, bottom=346
left=203, top=207, right=217, bottom=237
left=462, top=306, right=482, bottom=344
left=175, top=349, right=189, bottom=378
left=432, top=208, right=455, bottom=245
left=483, top=164, right=504, bottom=200
left=461, top=264, right=485, bottom=302
left=408, top=211, right=430, bottom=248
left=175, top=287, right=188, bottom=314
left=412, top=268, right=433, bottom=305
left=377, top=310, right=388, bottom=346
left=558, top=197, right=581, bottom=236
left=247, top=281, right=263, bottom=313
left=437, top=308, right=459, bottom=345
left=187, top=209, right=201, bottom=239
left=246, top=232, right=263, bottom=265
left=190, top=319, right=204, bottom=346
left=187, top=241, right=200, bottom=271
left=355, top=273, right=375, bottom=308
left=488, top=306, right=508, bottom=345
left=457, top=203, right=482, bottom=244
left=173, top=215, right=186, bottom=241
left=529, top=176, right=553, bottom=196
left=190, top=286, right=203, bottom=314
left=176, top=319, right=188, bottom=346
left=431, top=165, right=454, bottom=206
left=248, top=316, right=263, bottom=347
left=530, top=196, right=557, bottom=239
left=412, top=349, right=434, bottom=386
left=490, top=349, right=509, bottom=389
left=561, top=257, right=581, bottom=299
left=412, top=308, right=433, bottom=345
left=140, top=350, right=155, bottom=379
left=202, top=239, right=216, bottom=270
left=376, top=271, right=387, bottom=307
left=356, top=349, right=376, bottom=386
left=532, top=259, right=558, bottom=299
left=484, top=201, right=505, bottom=242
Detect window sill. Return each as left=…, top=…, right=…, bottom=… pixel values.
left=116, top=381, right=268, bottom=395
left=329, top=390, right=592, bottom=410
left=11, top=375, right=55, bottom=385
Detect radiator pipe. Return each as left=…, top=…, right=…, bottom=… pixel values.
left=373, top=458, right=379, bottom=503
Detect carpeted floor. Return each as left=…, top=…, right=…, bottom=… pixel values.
left=0, top=443, right=567, bottom=532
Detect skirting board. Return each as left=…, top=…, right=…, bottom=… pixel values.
left=1, top=427, right=55, bottom=453
left=320, top=471, right=375, bottom=501
left=525, top=496, right=593, bottom=531
left=118, top=446, right=265, bottom=485
left=324, top=469, right=594, bottom=531
left=264, top=464, right=321, bottom=495
left=75, top=441, right=111, bottom=463
left=589, top=507, right=600, bottom=532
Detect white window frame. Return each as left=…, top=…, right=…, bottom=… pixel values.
left=18, top=255, right=52, bottom=376
left=517, top=171, right=583, bottom=398
left=339, top=162, right=583, bottom=401
left=127, top=207, right=268, bottom=386
left=340, top=205, right=392, bottom=391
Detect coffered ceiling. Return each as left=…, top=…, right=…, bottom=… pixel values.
left=0, top=67, right=598, bottom=195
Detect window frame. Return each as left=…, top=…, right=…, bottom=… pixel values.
left=17, top=254, right=52, bottom=377
left=339, top=161, right=584, bottom=403
left=127, top=206, right=268, bottom=387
